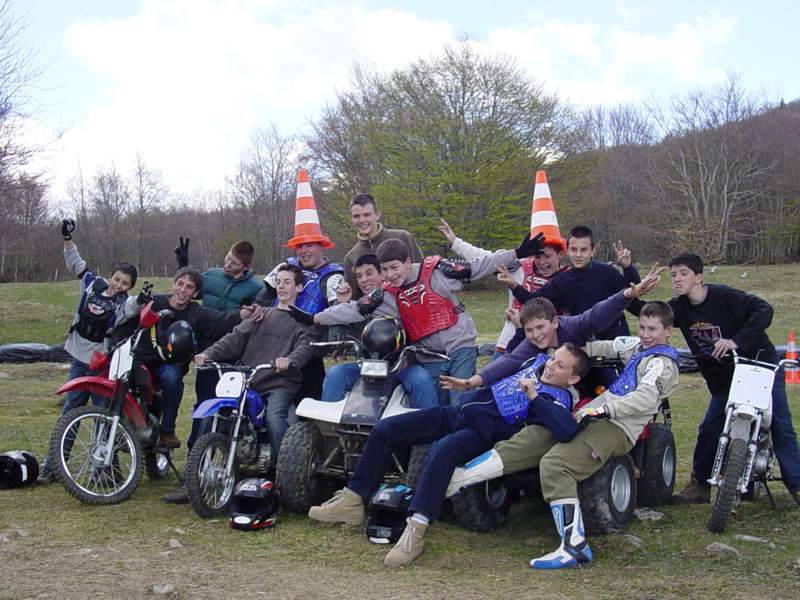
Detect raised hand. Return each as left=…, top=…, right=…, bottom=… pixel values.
left=515, top=231, right=546, bottom=259
left=61, top=219, right=76, bottom=241
left=438, top=218, right=456, bottom=245
left=496, top=264, right=517, bottom=289
left=136, top=281, right=154, bottom=305
left=439, top=374, right=480, bottom=391
left=174, top=236, right=190, bottom=268
left=623, top=263, right=666, bottom=299
left=613, top=240, right=632, bottom=268
left=504, top=307, right=521, bottom=328
left=336, top=281, right=353, bottom=303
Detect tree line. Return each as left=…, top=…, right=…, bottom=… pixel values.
left=1, top=33, right=798, bottom=282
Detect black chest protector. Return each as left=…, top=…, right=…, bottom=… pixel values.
left=74, top=291, right=117, bottom=343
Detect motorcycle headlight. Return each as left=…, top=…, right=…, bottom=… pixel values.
left=360, top=360, right=389, bottom=379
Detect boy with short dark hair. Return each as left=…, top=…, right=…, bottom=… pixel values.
left=194, top=263, right=318, bottom=467
left=668, top=252, right=800, bottom=505
left=38, top=219, right=148, bottom=483
left=504, top=225, right=642, bottom=340
left=343, top=194, right=423, bottom=300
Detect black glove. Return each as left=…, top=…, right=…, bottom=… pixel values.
left=174, top=236, right=190, bottom=268
left=61, top=219, right=76, bottom=241
left=357, top=288, right=384, bottom=316
left=288, top=304, right=315, bottom=326
left=136, top=281, right=154, bottom=305
left=514, top=232, right=546, bottom=259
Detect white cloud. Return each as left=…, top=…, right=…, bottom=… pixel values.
left=27, top=2, right=736, bottom=200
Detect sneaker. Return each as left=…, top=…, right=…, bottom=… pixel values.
left=162, top=484, right=189, bottom=505
left=384, top=519, right=427, bottom=568
left=159, top=433, right=181, bottom=449
left=672, top=473, right=710, bottom=504
left=308, top=488, right=364, bottom=526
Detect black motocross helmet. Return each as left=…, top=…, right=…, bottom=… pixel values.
left=229, top=478, right=281, bottom=531
left=0, top=451, right=39, bottom=489
left=361, top=316, right=406, bottom=359
left=157, top=320, right=196, bottom=364
left=366, top=483, right=414, bottom=544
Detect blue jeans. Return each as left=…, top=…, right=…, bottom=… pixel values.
left=347, top=404, right=515, bottom=522
left=187, top=368, right=219, bottom=449
left=154, top=363, right=186, bottom=435
left=321, top=363, right=439, bottom=409
left=64, top=359, right=106, bottom=412
left=410, top=346, right=477, bottom=407
left=693, top=371, right=800, bottom=492
left=264, top=387, right=292, bottom=467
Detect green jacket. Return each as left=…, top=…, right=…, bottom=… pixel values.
left=201, top=268, right=262, bottom=312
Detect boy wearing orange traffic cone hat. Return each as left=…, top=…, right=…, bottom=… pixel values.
left=256, top=169, right=345, bottom=402
left=668, top=252, right=800, bottom=506
left=258, top=169, right=345, bottom=315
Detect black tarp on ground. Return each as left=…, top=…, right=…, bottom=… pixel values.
left=0, top=343, right=71, bottom=363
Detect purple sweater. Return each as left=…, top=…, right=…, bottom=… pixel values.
left=479, top=289, right=632, bottom=386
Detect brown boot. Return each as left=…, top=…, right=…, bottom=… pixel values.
left=308, top=488, right=365, bottom=526
left=384, top=519, right=427, bottom=568
left=162, top=484, right=189, bottom=504
left=672, top=472, right=710, bottom=504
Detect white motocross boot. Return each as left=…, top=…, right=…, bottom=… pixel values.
left=445, top=449, right=505, bottom=498
left=530, top=498, right=593, bottom=569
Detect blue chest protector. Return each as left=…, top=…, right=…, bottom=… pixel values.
left=490, top=352, right=574, bottom=424
left=273, top=258, right=344, bottom=314
left=608, top=344, right=680, bottom=397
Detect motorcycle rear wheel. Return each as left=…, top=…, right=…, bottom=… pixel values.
left=708, top=418, right=751, bottom=533
left=50, top=405, right=143, bottom=505
left=185, top=432, right=237, bottom=518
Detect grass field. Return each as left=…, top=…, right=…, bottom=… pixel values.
left=1, top=266, right=800, bottom=599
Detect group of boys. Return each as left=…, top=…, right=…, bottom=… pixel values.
left=38, top=177, right=800, bottom=573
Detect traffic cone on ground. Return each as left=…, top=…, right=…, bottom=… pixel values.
left=285, top=169, right=335, bottom=249
left=786, top=330, right=800, bottom=385
left=530, top=170, right=566, bottom=252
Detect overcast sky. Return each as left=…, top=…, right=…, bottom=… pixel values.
left=14, top=0, right=799, bottom=202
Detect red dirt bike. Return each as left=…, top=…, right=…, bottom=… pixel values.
left=49, top=302, right=178, bottom=504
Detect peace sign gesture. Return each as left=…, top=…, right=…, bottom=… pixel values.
left=613, top=240, right=632, bottom=268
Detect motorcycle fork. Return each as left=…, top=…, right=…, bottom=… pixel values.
left=739, top=413, right=762, bottom=494
left=224, top=392, right=248, bottom=477
left=709, top=405, right=735, bottom=486
left=98, top=381, right=127, bottom=467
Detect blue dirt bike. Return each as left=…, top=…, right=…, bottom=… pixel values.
left=184, top=361, right=275, bottom=518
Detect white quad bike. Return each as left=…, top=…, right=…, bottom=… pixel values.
left=276, top=337, right=448, bottom=514
left=706, top=351, right=799, bottom=532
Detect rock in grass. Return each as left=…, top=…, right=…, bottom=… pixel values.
left=149, top=583, right=175, bottom=595
left=622, top=534, right=645, bottom=550
left=793, top=557, right=800, bottom=571
left=0, top=533, right=10, bottom=543
left=172, top=527, right=185, bottom=535
left=167, top=538, right=183, bottom=549
left=14, top=529, right=30, bottom=538
left=634, top=508, right=665, bottom=521
left=705, top=542, right=741, bottom=558
left=734, top=534, right=775, bottom=548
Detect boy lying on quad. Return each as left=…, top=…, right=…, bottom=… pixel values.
left=448, top=301, right=680, bottom=569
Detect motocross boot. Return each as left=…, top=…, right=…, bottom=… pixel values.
left=308, top=488, right=364, bottom=526
left=672, top=471, right=711, bottom=504
left=530, top=498, right=592, bottom=570
left=446, top=449, right=505, bottom=498
left=162, top=485, right=189, bottom=504
left=384, top=518, right=428, bottom=568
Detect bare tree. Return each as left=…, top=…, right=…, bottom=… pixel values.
left=90, top=164, right=130, bottom=267
left=129, top=154, right=166, bottom=268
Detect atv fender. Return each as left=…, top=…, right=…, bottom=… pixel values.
left=296, top=398, right=346, bottom=424
left=381, top=386, right=417, bottom=420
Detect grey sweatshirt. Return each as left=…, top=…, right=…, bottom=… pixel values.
left=202, top=308, right=319, bottom=396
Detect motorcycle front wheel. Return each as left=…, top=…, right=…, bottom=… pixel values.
left=185, top=432, right=238, bottom=518
left=50, top=405, right=143, bottom=505
left=708, top=418, right=751, bottom=533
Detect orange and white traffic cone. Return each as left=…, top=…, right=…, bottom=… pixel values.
left=285, top=169, right=335, bottom=249
left=530, top=170, right=566, bottom=252
left=786, top=330, right=800, bottom=385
